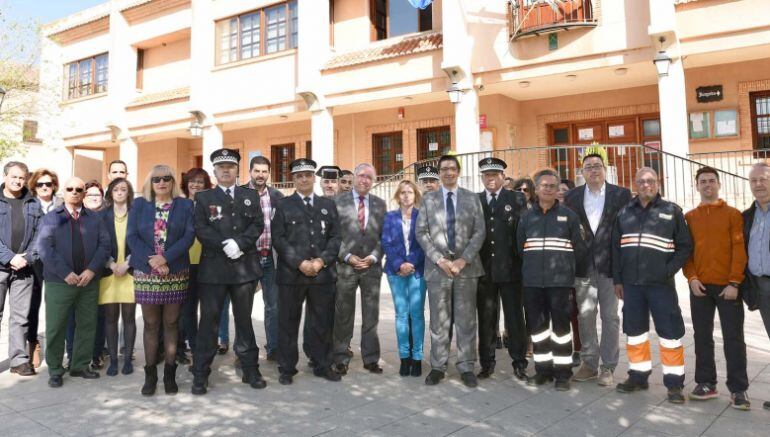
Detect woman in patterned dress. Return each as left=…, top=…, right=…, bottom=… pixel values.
left=127, top=165, right=195, bottom=396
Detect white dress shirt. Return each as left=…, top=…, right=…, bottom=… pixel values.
left=486, top=188, right=502, bottom=205
left=219, top=185, right=236, bottom=199
left=583, top=183, right=606, bottom=234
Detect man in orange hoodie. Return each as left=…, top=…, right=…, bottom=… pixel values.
left=683, top=166, right=749, bottom=410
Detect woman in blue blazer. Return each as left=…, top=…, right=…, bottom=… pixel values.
left=381, top=180, right=426, bottom=377
left=127, top=165, right=195, bottom=396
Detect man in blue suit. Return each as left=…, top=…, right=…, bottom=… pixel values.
left=38, top=177, right=110, bottom=388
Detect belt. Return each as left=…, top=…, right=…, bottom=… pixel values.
left=259, top=249, right=271, bottom=257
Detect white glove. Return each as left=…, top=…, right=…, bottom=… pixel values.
left=222, top=239, right=241, bottom=258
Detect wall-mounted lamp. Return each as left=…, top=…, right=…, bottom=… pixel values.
left=653, top=50, right=672, bottom=78
left=447, top=82, right=463, bottom=104
left=189, top=110, right=204, bottom=137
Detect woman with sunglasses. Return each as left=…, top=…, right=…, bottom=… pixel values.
left=26, top=169, right=62, bottom=368
left=99, top=178, right=137, bottom=377
left=127, top=165, right=195, bottom=395
left=513, top=177, right=536, bottom=209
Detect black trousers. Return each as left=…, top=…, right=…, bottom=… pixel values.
left=180, top=265, right=200, bottom=349
left=27, top=264, right=44, bottom=343
left=690, top=284, right=748, bottom=393
left=523, top=287, right=573, bottom=382
left=477, top=279, right=528, bottom=370
left=193, top=281, right=259, bottom=377
left=278, top=283, right=335, bottom=376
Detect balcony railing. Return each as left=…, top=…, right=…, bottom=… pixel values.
left=509, top=0, right=597, bottom=40
left=688, top=148, right=770, bottom=180
left=372, top=144, right=752, bottom=212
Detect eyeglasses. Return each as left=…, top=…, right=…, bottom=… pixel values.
left=86, top=194, right=102, bottom=198
left=583, top=164, right=604, bottom=172
left=516, top=187, right=529, bottom=193
left=152, top=175, right=173, bottom=183
left=636, top=178, right=657, bottom=186
left=36, top=182, right=54, bottom=188
left=65, top=187, right=84, bottom=193
left=539, top=183, right=558, bottom=191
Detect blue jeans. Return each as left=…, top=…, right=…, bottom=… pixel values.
left=387, top=274, right=427, bottom=360
left=219, top=297, right=231, bottom=344
left=260, top=256, right=278, bottom=354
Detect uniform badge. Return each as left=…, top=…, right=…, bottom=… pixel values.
left=209, top=205, right=223, bottom=222
left=270, top=209, right=276, bottom=220
left=222, top=150, right=229, bottom=156
left=504, top=205, right=512, bottom=212
left=244, top=199, right=252, bottom=206
left=659, top=213, right=673, bottom=220
left=321, top=208, right=328, bottom=215
left=557, top=215, right=567, bottom=222
left=321, top=220, right=327, bottom=234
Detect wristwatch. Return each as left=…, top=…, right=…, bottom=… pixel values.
left=729, top=281, right=740, bottom=288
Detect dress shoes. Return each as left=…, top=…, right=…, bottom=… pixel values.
left=424, top=370, right=445, bottom=386
left=242, top=370, right=267, bottom=389
left=334, top=363, right=348, bottom=375
left=363, top=362, right=383, bottom=374
left=48, top=375, right=63, bottom=388
left=513, top=366, right=528, bottom=381
left=527, top=373, right=553, bottom=386
left=461, top=372, right=478, bottom=388
left=70, top=368, right=100, bottom=379
left=477, top=367, right=493, bottom=379
left=279, top=374, right=293, bottom=385
left=314, top=367, right=342, bottom=382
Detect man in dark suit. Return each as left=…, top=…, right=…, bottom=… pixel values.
left=241, top=155, right=284, bottom=362
left=192, top=148, right=265, bottom=395
left=332, top=163, right=387, bottom=375
left=272, top=158, right=342, bottom=384
left=564, top=152, right=631, bottom=386
left=475, top=158, right=529, bottom=381
left=38, top=177, right=110, bottom=388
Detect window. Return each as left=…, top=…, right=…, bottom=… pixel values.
left=373, top=132, right=403, bottom=177
left=370, top=0, right=432, bottom=41
left=271, top=143, right=295, bottom=183
left=136, top=49, right=144, bottom=90
left=417, top=126, right=451, bottom=161
left=216, top=1, right=298, bottom=65
left=305, top=140, right=312, bottom=160
left=23, top=120, right=41, bottom=143
left=65, top=53, right=108, bottom=100
left=751, top=91, right=770, bottom=149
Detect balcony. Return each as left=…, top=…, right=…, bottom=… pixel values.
left=509, top=0, right=597, bottom=40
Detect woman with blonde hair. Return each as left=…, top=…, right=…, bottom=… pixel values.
left=381, top=180, right=426, bottom=377
left=127, top=165, right=195, bottom=395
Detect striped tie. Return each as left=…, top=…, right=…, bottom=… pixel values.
left=358, top=196, right=366, bottom=232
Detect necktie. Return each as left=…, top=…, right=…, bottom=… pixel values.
left=304, top=196, right=313, bottom=212
left=71, top=210, right=79, bottom=220
left=225, top=187, right=232, bottom=198
left=358, top=196, right=366, bottom=232
left=446, top=192, right=456, bottom=252
left=489, top=192, right=497, bottom=211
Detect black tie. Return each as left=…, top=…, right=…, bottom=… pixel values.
left=304, top=196, right=312, bottom=212
left=490, top=192, right=497, bottom=211
left=225, top=187, right=232, bottom=198
left=446, top=192, right=456, bottom=252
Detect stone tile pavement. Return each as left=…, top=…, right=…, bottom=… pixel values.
left=1, top=275, right=769, bottom=436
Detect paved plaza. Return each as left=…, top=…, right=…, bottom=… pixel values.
left=1, top=276, right=769, bottom=436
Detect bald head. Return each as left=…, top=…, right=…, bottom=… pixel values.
left=63, top=177, right=86, bottom=208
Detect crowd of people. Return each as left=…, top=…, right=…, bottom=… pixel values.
left=1, top=148, right=769, bottom=412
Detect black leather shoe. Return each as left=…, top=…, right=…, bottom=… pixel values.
left=334, top=363, right=348, bottom=375
left=10, top=362, right=36, bottom=376
left=410, top=360, right=422, bottom=377
left=363, top=362, right=383, bottom=374
left=242, top=370, right=267, bottom=389
left=279, top=374, right=293, bottom=385
left=616, top=378, right=649, bottom=393
left=70, top=368, right=100, bottom=379
left=191, top=376, right=207, bottom=395
left=461, top=372, right=478, bottom=388
left=314, top=367, right=342, bottom=382
left=399, top=359, right=412, bottom=377
left=477, top=367, right=493, bottom=379
left=527, top=373, right=553, bottom=386
left=48, top=375, right=63, bottom=388
left=554, top=379, right=571, bottom=391
left=513, top=367, right=528, bottom=381
left=425, top=370, right=445, bottom=386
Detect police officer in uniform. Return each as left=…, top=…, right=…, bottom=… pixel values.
left=192, top=148, right=265, bottom=395
left=417, top=165, right=440, bottom=193
left=476, top=158, right=529, bottom=381
left=272, top=158, right=342, bottom=384
left=317, top=166, right=342, bottom=198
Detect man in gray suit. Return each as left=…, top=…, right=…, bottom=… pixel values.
left=333, top=163, right=387, bottom=374
left=416, top=154, right=486, bottom=388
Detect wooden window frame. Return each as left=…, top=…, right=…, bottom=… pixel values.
left=136, top=48, right=144, bottom=90
left=372, top=131, right=403, bottom=177
left=750, top=90, right=770, bottom=150
left=416, top=126, right=451, bottom=161
left=271, top=143, right=295, bottom=183
left=370, top=0, right=432, bottom=42
left=64, top=53, right=108, bottom=100
left=215, top=0, right=298, bottom=66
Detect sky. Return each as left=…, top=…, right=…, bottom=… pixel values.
left=2, top=0, right=108, bottom=26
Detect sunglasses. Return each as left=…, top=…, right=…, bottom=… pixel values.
left=36, top=182, right=54, bottom=188
left=517, top=187, right=529, bottom=193
left=65, top=187, right=84, bottom=193
left=152, top=175, right=173, bottom=184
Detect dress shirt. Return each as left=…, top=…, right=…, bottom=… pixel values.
left=486, top=188, right=502, bottom=205
left=749, top=201, right=770, bottom=276
left=219, top=185, right=235, bottom=199
left=584, top=182, right=606, bottom=235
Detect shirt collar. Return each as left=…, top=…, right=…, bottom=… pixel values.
left=442, top=186, right=458, bottom=197
left=486, top=188, right=502, bottom=197
left=585, top=182, right=606, bottom=196
left=65, top=205, right=83, bottom=216
left=219, top=185, right=235, bottom=196
left=353, top=190, right=369, bottom=201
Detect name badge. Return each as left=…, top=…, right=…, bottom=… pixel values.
left=659, top=213, right=673, bottom=220
left=557, top=216, right=567, bottom=222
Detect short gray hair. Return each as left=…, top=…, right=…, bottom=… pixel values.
left=354, top=163, right=377, bottom=178
left=751, top=162, right=770, bottom=173
left=635, top=167, right=658, bottom=182
left=533, top=168, right=559, bottom=186
left=3, top=161, right=28, bottom=176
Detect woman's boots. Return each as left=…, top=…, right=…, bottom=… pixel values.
left=141, top=365, right=157, bottom=396
left=163, top=363, right=178, bottom=394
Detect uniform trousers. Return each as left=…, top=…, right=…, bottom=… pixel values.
left=523, top=287, right=573, bottom=382
left=477, top=278, right=528, bottom=371
left=278, top=283, right=336, bottom=375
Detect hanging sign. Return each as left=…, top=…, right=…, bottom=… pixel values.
left=696, top=85, right=723, bottom=103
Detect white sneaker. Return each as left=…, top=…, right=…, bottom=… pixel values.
left=598, top=368, right=614, bottom=386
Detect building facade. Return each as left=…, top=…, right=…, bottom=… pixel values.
left=35, top=0, right=770, bottom=192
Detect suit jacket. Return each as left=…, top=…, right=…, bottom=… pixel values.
left=416, top=186, right=486, bottom=281
left=381, top=208, right=425, bottom=278
left=478, top=189, right=527, bottom=283
left=334, top=191, right=386, bottom=278
left=100, top=207, right=133, bottom=277
left=194, top=186, right=264, bottom=285
left=740, top=202, right=766, bottom=310
left=564, top=183, right=632, bottom=277
left=127, top=197, right=195, bottom=275
left=272, top=193, right=341, bottom=285
left=36, top=205, right=110, bottom=283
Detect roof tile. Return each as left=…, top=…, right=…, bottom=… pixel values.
left=323, top=31, right=442, bottom=70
